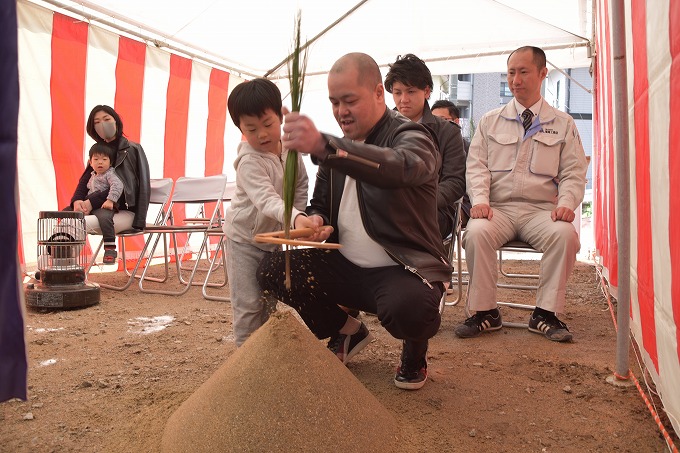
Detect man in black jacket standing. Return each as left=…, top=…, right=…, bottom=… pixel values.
left=257, top=52, right=450, bottom=390
left=384, top=54, right=467, bottom=239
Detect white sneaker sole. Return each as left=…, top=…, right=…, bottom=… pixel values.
left=342, top=332, right=373, bottom=365
left=394, top=373, right=427, bottom=390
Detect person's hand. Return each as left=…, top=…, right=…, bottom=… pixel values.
left=81, top=199, right=93, bottom=215
left=551, top=206, right=575, bottom=222
left=73, top=200, right=92, bottom=214
left=102, top=200, right=114, bottom=210
left=281, top=107, right=326, bottom=157
left=293, top=214, right=331, bottom=242
left=470, top=203, right=493, bottom=219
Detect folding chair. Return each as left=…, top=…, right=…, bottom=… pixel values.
left=85, top=178, right=174, bottom=291
left=492, top=240, right=542, bottom=327
left=202, top=181, right=236, bottom=302
left=441, top=199, right=465, bottom=313
left=139, top=174, right=229, bottom=296
left=497, top=240, right=540, bottom=290
left=458, top=239, right=540, bottom=328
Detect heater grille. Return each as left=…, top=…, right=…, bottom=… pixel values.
left=26, top=211, right=99, bottom=309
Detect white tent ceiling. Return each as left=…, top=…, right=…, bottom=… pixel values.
left=33, top=0, right=592, bottom=80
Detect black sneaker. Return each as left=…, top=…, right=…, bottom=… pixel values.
left=454, top=309, right=502, bottom=338
left=394, top=341, right=428, bottom=390
left=327, top=322, right=372, bottom=365
left=528, top=311, right=573, bottom=342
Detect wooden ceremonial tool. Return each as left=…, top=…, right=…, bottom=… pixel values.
left=254, top=225, right=340, bottom=249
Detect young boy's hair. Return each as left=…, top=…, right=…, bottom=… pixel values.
left=89, top=142, right=116, bottom=163
left=384, top=54, right=433, bottom=93
left=228, top=78, right=283, bottom=128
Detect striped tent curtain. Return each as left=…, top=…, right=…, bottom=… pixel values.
left=594, top=0, right=680, bottom=434
left=16, top=1, right=244, bottom=267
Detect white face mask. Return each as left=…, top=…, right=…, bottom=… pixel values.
left=95, top=121, right=117, bottom=140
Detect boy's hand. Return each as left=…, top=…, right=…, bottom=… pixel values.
left=102, top=200, right=114, bottom=210
left=294, top=215, right=331, bottom=242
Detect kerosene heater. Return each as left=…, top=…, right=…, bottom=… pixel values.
left=25, top=211, right=99, bottom=309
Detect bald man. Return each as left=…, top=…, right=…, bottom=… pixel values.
left=258, top=53, right=450, bottom=390
left=456, top=46, right=588, bottom=342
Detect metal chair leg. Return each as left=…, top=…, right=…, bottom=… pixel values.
left=202, top=235, right=230, bottom=302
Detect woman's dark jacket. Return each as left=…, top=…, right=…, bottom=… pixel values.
left=70, top=137, right=151, bottom=230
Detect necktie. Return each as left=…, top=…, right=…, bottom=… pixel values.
left=521, top=109, right=533, bottom=135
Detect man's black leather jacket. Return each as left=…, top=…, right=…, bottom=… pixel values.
left=308, top=108, right=452, bottom=286
left=70, top=137, right=151, bottom=230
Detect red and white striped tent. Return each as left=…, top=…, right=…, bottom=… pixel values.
left=594, top=0, right=680, bottom=435
left=5, top=0, right=679, bottom=437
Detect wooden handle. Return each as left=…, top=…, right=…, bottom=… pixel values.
left=255, top=225, right=333, bottom=239
left=254, top=225, right=339, bottom=249
left=254, top=236, right=341, bottom=249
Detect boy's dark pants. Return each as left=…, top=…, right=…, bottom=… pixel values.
left=92, top=208, right=116, bottom=244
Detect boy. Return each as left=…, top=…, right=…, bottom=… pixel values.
left=223, top=78, right=314, bottom=346
left=69, top=143, right=124, bottom=264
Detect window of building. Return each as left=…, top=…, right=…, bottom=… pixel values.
left=458, top=74, right=471, bottom=82
left=500, top=77, right=512, bottom=97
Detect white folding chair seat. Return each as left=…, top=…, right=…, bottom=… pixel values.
left=86, top=177, right=174, bottom=291
left=139, top=174, right=229, bottom=296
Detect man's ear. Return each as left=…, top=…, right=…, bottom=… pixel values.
left=375, top=83, right=385, bottom=101
left=425, top=86, right=431, bottom=100
left=540, top=66, right=548, bottom=80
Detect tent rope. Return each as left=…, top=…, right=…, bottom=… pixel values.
left=595, top=263, right=679, bottom=452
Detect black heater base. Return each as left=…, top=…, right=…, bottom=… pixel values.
left=25, top=281, right=100, bottom=309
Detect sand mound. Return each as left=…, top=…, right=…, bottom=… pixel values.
left=161, top=311, right=399, bottom=452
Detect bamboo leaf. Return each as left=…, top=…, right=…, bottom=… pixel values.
left=283, top=10, right=308, bottom=289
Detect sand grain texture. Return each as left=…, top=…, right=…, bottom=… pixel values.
left=161, top=311, right=399, bottom=452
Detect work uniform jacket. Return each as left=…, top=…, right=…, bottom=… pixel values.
left=467, top=99, right=588, bottom=212
left=309, top=107, right=452, bottom=286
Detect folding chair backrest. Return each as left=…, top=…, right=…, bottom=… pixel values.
left=171, top=175, right=228, bottom=203
left=168, top=175, right=229, bottom=226
left=147, top=178, right=174, bottom=226
left=150, top=178, right=174, bottom=204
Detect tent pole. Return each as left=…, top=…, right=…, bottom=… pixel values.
left=263, top=0, right=370, bottom=78
left=610, top=0, right=632, bottom=383
left=546, top=60, right=593, bottom=94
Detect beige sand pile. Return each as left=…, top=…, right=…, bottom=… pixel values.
left=161, top=311, right=399, bottom=452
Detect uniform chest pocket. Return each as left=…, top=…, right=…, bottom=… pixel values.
left=530, top=134, right=563, bottom=177
left=487, top=133, right=519, bottom=171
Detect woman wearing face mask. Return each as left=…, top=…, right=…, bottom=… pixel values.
left=67, top=105, right=151, bottom=264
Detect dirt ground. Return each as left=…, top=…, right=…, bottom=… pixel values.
left=2, top=257, right=677, bottom=452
